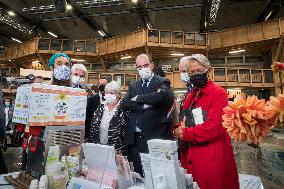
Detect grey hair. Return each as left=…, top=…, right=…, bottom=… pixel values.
left=71, top=64, right=88, bottom=74
left=105, top=81, right=121, bottom=97
left=179, top=56, right=192, bottom=70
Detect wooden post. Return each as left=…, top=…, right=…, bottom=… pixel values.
left=249, top=69, right=252, bottom=86
left=274, top=36, right=283, bottom=62
left=273, top=36, right=284, bottom=94
left=158, top=30, right=161, bottom=45
left=48, top=39, right=51, bottom=53
left=100, top=57, right=107, bottom=72
left=261, top=69, right=265, bottom=85
left=237, top=69, right=240, bottom=83
left=123, top=73, right=126, bottom=89
left=60, top=40, right=63, bottom=52
left=212, top=67, right=215, bottom=81
left=225, top=67, right=228, bottom=85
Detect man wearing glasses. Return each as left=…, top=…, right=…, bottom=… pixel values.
left=173, top=54, right=239, bottom=189
left=121, top=54, right=174, bottom=177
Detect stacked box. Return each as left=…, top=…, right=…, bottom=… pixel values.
left=13, top=83, right=87, bottom=126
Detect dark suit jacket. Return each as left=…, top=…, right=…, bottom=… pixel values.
left=85, top=94, right=100, bottom=138
left=121, top=75, right=174, bottom=145
left=0, top=101, right=6, bottom=139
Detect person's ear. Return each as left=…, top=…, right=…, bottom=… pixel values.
left=150, top=62, right=154, bottom=70
left=207, top=67, right=211, bottom=72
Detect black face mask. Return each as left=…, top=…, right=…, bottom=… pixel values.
left=98, top=84, right=106, bottom=93
left=190, top=72, right=208, bottom=88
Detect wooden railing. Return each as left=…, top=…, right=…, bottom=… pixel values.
left=4, top=29, right=209, bottom=60
left=208, top=18, right=284, bottom=49
left=211, top=67, right=274, bottom=87
left=147, top=29, right=207, bottom=48
left=98, top=30, right=146, bottom=55
left=87, top=67, right=274, bottom=89
left=37, top=38, right=97, bottom=55
left=5, top=38, right=39, bottom=60
left=5, top=17, right=284, bottom=60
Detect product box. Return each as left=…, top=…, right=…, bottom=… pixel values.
left=147, top=139, right=178, bottom=161
left=13, top=84, right=87, bottom=126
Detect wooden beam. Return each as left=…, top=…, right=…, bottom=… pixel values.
left=274, top=36, right=284, bottom=62
left=100, top=57, right=107, bottom=72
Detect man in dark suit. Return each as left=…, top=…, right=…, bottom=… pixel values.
left=85, top=79, right=107, bottom=139
left=121, top=54, right=174, bottom=176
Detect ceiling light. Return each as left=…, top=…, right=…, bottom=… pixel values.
left=121, top=56, right=132, bottom=60
left=12, top=37, right=22, bottom=43
left=98, top=30, right=106, bottom=37
left=67, top=4, right=73, bottom=10
left=48, top=31, right=58, bottom=38
left=170, top=53, right=184, bottom=56
left=146, top=23, right=152, bottom=30
left=7, top=11, right=16, bottom=16
left=32, top=60, right=40, bottom=64
left=265, top=11, right=273, bottom=21
left=131, top=0, right=139, bottom=4
left=229, top=49, right=245, bottom=54
left=8, top=60, right=11, bottom=62
left=71, top=58, right=85, bottom=62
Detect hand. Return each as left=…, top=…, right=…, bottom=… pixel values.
left=143, top=104, right=152, bottom=109
left=131, top=95, right=138, bottom=101
left=174, top=117, right=186, bottom=139
left=0, top=137, right=5, bottom=145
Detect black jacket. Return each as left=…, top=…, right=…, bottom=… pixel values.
left=121, top=75, right=174, bottom=145
left=0, top=101, right=6, bottom=139
left=85, top=94, right=101, bottom=138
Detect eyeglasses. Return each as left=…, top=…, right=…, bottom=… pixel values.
left=136, top=63, right=150, bottom=70
left=188, top=69, right=208, bottom=76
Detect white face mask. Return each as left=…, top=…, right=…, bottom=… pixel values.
left=4, top=102, right=10, bottom=107
left=180, top=72, right=190, bottom=83
left=103, top=94, right=117, bottom=105
left=71, top=76, right=85, bottom=86
left=138, top=67, right=152, bottom=80
left=53, top=65, right=70, bottom=81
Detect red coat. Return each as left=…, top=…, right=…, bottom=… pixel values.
left=180, top=80, right=239, bottom=189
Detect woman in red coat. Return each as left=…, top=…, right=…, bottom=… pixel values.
left=174, top=54, right=239, bottom=189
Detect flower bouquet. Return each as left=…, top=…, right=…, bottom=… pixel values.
left=222, top=95, right=276, bottom=145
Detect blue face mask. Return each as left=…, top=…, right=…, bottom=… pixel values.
left=180, top=72, right=190, bottom=83
left=54, top=65, right=70, bottom=81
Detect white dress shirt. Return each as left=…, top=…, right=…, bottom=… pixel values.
left=99, top=105, right=118, bottom=144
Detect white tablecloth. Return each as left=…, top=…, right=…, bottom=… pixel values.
left=0, top=173, right=14, bottom=189
left=1, top=173, right=265, bottom=189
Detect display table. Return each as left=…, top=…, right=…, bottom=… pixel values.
left=0, top=173, right=265, bottom=189
left=0, top=174, right=13, bottom=189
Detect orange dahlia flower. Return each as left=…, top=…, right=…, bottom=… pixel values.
left=222, top=95, right=275, bottom=145
left=267, top=94, right=284, bottom=128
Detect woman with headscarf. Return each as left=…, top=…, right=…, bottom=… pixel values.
left=88, top=81, right=129, bottom=155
